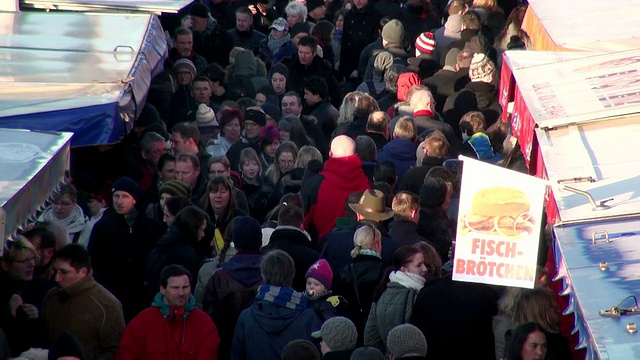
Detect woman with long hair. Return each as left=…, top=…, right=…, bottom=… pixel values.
left=239, top=148, right=273, bottom=222
left=264, top=141, right=299, bottom=186
left=200, top=177, right=245, bottom=254
left=145, top=206, right=209, bottom=302
left=364, top=245, right=427, bottom=356
left=280, top=115, right=315, bottom=149
left=503, top=322, right=548, bottom=360
left=509, top=288, right=572, bottom=360
left=258, top=125, right=281, bottom=172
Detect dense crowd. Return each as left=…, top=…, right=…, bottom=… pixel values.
left=0, top=0, right=577, bottom=360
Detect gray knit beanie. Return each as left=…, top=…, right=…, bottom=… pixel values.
left=386, top=324, right=428, bottom=358
left=381, top=19, right=404, bottom=44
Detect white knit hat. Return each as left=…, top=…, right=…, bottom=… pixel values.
left=196, top=104, right=218, bottom=127
left=469, top=53, right=496, bottom=83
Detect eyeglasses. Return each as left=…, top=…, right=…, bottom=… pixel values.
left=13, top=257, right=37, bottom=264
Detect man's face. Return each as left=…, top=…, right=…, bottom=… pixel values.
left=236, top=13, right=252, bottom=32
left=244, top=120, right=263, bottom=139
left=192, top=80, right=212, bottom=104
left=281, top=95, right=302, bottom=116
left=113, top=190, right=136, bottom=215
left=171, top=133, right=193, bottom=153
left=175, top=34, right=194, bottom=57
left=86, top=198, right=105, bottom=218
left=28, top=235, right=53, bottom=267
left=353, top=0, right=367, bottom=9
left=53, top=259, right=88, bottom=290
left=310, top=5, right=326, bottom=20
left=142, top=140, right=167, bottom=169
left=160, top=160, right=177, bottom=181
left=298, top=45, right=315, bottom=66
left=304, top=89, right=321, bottom=106
left=161, top=274, right=191, bottom=307
left=1, top=250, right=35, bottom=281
left=191, top=16, right=208, bottom=32
left=176, top=160, right=200, bottom=187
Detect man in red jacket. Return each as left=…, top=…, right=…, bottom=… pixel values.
left=116, top=265, right=220, bottom=360
left=301, top=135, right=372, bottom=241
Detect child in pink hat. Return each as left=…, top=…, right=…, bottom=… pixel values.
left=305, top=259, right=349, bottom=322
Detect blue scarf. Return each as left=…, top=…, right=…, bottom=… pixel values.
left=256, top=284, right=307, bottom=310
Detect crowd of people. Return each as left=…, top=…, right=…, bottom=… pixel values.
left=0, top=0, right=578, bottom=359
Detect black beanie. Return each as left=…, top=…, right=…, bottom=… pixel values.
left=112, top=176, right=141, bottom=202
left=232, top=216, right=263, bottom=251
left=189, top=3, right=210, bottom=18
left=49, top=332, right=85, bottom=360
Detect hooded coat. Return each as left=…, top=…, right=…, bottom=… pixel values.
left=301, top=155, right=371, bottom=241
left=262, top=227, right=319, bottom=292
left=203, top=253, right=263, bottom=360
left=231, top=285, right=320, bottom=360
left=116, top=293, right=220, bottom=360
left=376, top=138, right=418, bottom=182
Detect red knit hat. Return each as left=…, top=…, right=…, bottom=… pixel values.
left=306, top=259, right=333, bottom=290
left=415, top=32, right=436, bottom=57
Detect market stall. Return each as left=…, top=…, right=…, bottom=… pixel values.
left=504, top=48, right=640, bottom=360
left=0, top=10, right=168, bottom=146
left=0, top=129, right=73, bottom=255
left=20, top=0, right=192, bottom=13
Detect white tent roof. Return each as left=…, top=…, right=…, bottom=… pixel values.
left=527, top=0, right=640, bottom=51
left=21, top=0, right=192, bottom=13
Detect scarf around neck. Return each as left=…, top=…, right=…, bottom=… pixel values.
left=268, top=33, right=291, bottom=54
left=256, top=284, right=307, bottom=310
left=39, top=205, right=87, bottom=237
left=389, top=270, right=426, bottom=291
left=358, top=248, right=382, bottom=259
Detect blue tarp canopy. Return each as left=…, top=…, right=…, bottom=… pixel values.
left=0, top=10, right=168, bottom=146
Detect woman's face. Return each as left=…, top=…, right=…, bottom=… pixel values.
left=255, top=93, right=267, bottom=107
left=402, top=253, right=427, bottom=278
left=278, top=151, right=295, bottom=173
left=160, top=161, right=176, bottom=181
left=209, top=186, right=230, bottom=212
left=53, top=194, right=75, bottom=220
left=163, top=206, right=175, bottom=226
left=520, top=330, right=547, bottom=360
left=287, top=13, right=303, bottom=26
left=223, top=118, right=242, bottom=143
left=280, top=130, right=291, bottom=141
left=336, top=15, right=344, bottom=30
left=264, top=140, right=280, bottom=158
left=271, top=73, right=287, bottom=94
left=242, top=160, right=260, bottom=180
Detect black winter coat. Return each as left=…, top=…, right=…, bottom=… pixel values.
left=410, top=275, right=500, bottom=360
left=340, top=5, right=382, bottom=78
left=423, top=68, right=470, bottom=113
left=262, top=227, right=320, bottom=292
left=443, top=81, right=502, bottom=133
left=334, top=254, right=386, bottom=345
left=228, top=27, right=267, bottom=55
left=388, top=220, right=427, bottom=246
left=144, top=226, right=204, bottom=303
left=88, top=208, right=164, bottom=321
left=193, top=18, right=234, bottom=67
left=320, top=221, right=400, bottom=274
left=283, top=56, right=342, bottom=109
left=398, top=156, right=446, bottom=196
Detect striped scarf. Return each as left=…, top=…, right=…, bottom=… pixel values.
left=256, top=284, right=307, bottom=310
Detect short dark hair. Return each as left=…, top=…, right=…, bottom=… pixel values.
left=192, top=75, right=212, bottom=87
left=172, top=122, right=201, bottom=145
left=282, top=91, right=302, bottom=106
left=261, top=250, right=295, bottom=287
left=160, top=264, right=192, bottom=288
left=173, top=205, right=209, bottom=239
left=277, top=205, right=304, bottom=227
left=504, top=322, right=547, bottom=360
left=235, top=6, right=252, bottom=16
left=176, top=152, right=201, bottom=169
left=53, top=244, right=91, bottom=271
left=202, top=63, right=226, bottom=84
left=282, top=340, right=322, bottom=360
left=164, top=196, right=192, bottom=217
left=157, top=152, right=176, bottom=172
left=373, top=161, right=396, bottom=186
left=297, top=35, right=318, bottom=50
left=304, top=76, right=329, bottom=100
left=22, top=226, right=56, bottom=250
left=355, top=135, right=377, bottom=162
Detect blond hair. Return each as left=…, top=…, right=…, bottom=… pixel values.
left=393, top=116, right=417, bottom=140
left=392, top=191, right=420, bottom=220
left=295, top=146, right=323, bottom=168
left=351, top=225, right=381, bottom=258
left=2, top=236, right=36, bottom=263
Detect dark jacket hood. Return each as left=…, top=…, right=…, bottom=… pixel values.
left=250, top=300, right=307, bottom=334
left=222, top=252, right=263, bottom=287
left=464, top=81, right=498, bottom=109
